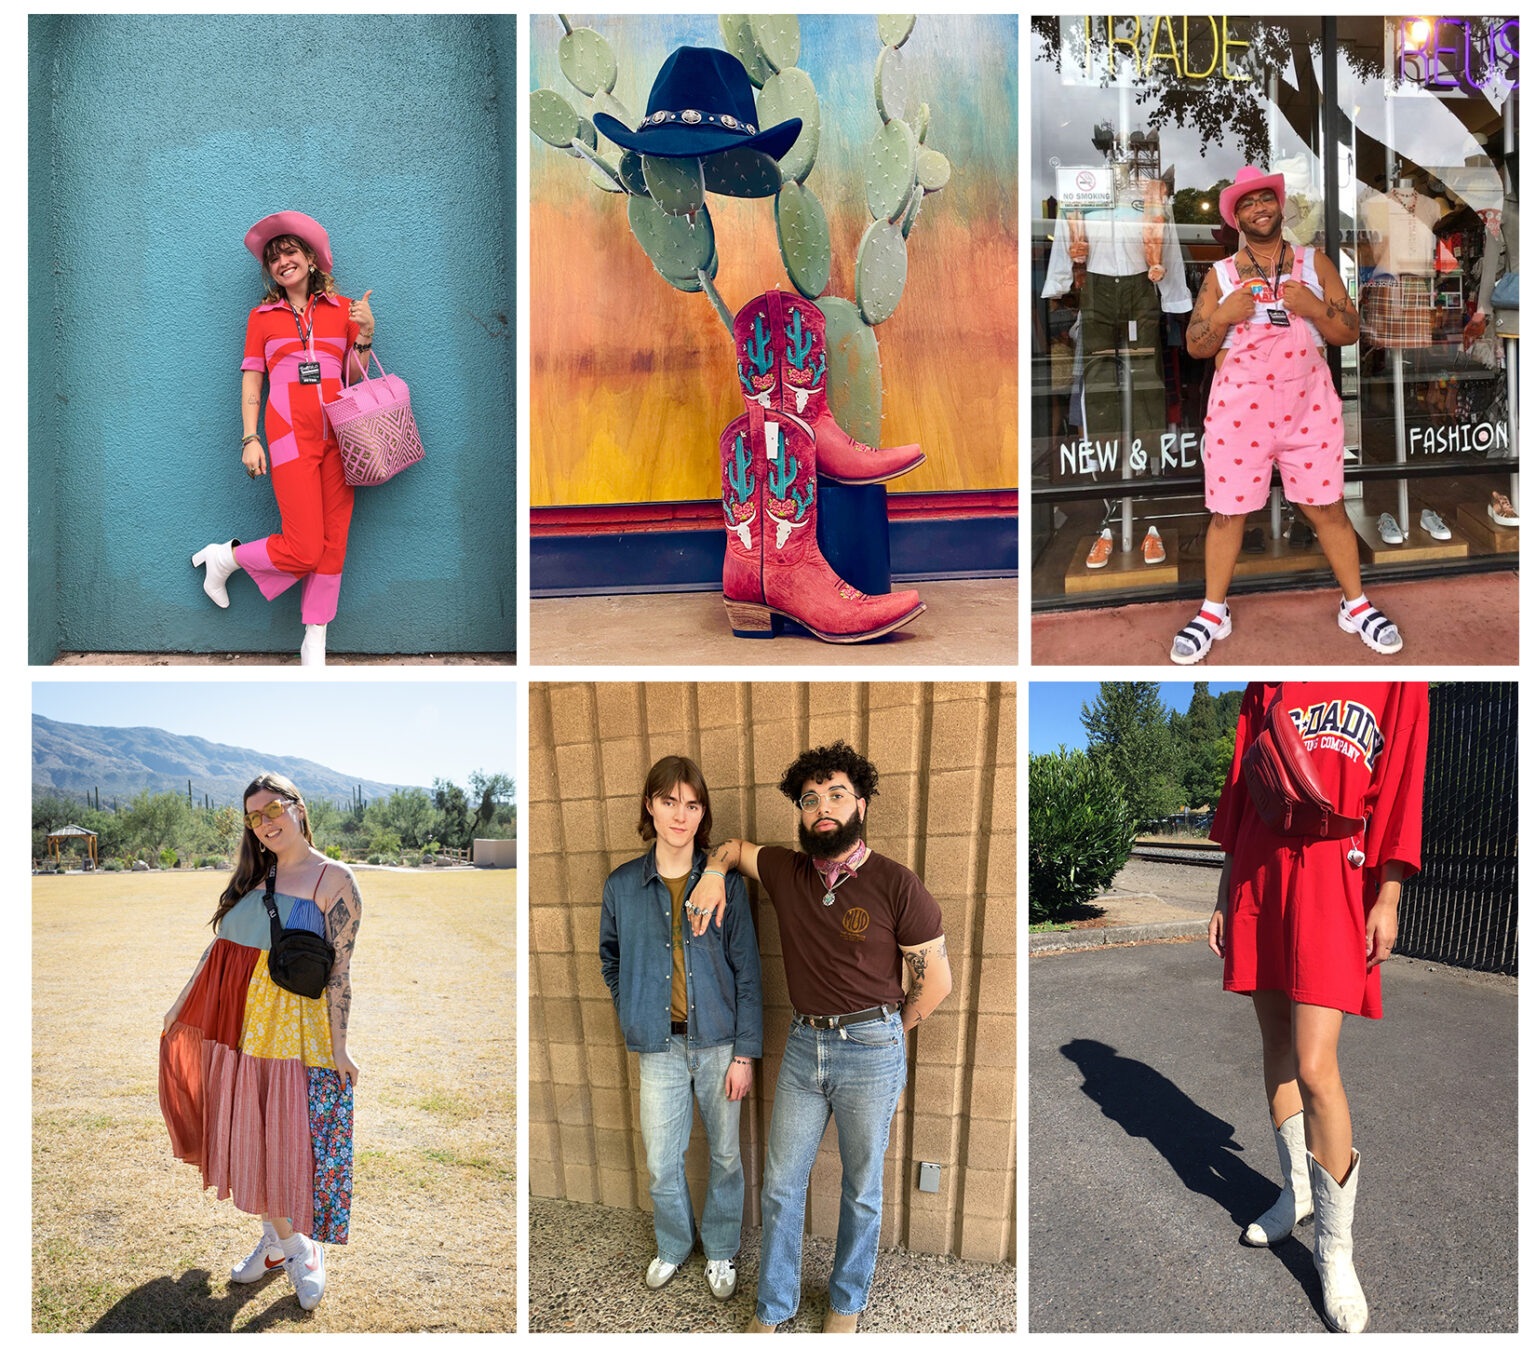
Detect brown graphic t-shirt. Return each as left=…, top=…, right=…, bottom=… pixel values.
left=756, top=846, right=943, bottom=1015
left=662, top=872, right=689, bottom=1022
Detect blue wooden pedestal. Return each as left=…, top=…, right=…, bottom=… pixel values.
left=816, top=477, right=892, bottom=596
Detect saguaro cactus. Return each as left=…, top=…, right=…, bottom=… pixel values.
left=532, top=13, right=953, bottom=450
left=725, top=431, right=754, bottom=503
left=767, top=447, right=799, bottom=500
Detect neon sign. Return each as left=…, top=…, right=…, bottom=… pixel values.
left=1398, top=17, right=1520, bottom=90
left=1077, top=17, right=1253, bottom=82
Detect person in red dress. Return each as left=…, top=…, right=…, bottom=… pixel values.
left=1208, top=682, right=1428, bottom=1334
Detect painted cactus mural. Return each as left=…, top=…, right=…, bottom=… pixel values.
left=531, top=13, right=953, bottom=449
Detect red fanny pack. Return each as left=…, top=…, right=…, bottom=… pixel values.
left=1241, top=699, right=1365, bottom=839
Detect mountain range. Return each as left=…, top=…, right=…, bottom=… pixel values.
left=33, top=715, right=417, bottom=808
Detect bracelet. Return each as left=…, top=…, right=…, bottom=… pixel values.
left=703, top=869, right=726, bottom=879
left=240, top=433, right=260, bottom=446
left=732, top=1057, right=751, bottom=1065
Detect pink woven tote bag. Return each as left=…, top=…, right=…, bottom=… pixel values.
left=324, top=349, right=425, bottom=487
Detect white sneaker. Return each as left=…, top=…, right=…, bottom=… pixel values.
left=230, top=1234, right=286, bottom=1284
left=1376, top=513, right=1404, bottom=545
left=283, top=1236, right=326, bottom=1310
left=300, top=624, right=327, bottom=667
left=645, top=1257, right=679, bottom=1289
left=191, top=541, right=239, bottom=608
left=1419, top=507, right=1452, bottom=540
left=705, top=1258, right=738, bottom=1300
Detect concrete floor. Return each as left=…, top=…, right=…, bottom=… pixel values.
left=530, top=579, right=1018, bottom=666
left=528, top=1199, right=1017, bottom=1334
left=51, top=652, right=515, bottom=666
left=1032, top=571, right=1517, bottom=666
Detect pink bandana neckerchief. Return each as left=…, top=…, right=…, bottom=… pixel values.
left=812, top=837, right=870, bottom=903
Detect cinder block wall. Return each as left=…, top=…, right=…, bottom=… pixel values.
left=529, top=682, right=1016, bottom=1265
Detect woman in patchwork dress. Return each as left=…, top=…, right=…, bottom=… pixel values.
left=159, top=771, right=361, bottom=1311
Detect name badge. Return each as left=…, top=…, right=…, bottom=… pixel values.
left=1267, top=308, right=1291, bottom=327
left=298, top=361, right=322, bottom=385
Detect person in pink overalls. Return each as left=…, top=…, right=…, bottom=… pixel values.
left=1170, top=166, right=1404, bottom=665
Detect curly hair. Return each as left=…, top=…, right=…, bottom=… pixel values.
left=259, top=233, right=340, bottom=305
left=777, top=740, right=879, bottom=803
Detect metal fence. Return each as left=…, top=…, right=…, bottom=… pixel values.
left=1396, top=683, right=1518, bottom=975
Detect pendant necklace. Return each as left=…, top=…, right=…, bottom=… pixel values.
left=822, top=870, right=854, bottom=907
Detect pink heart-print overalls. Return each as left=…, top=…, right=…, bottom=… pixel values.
left=1202, top=246, right=1344, bottom=516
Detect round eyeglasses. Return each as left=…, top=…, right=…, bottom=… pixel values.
left=797, top=787, right=855, bottom=812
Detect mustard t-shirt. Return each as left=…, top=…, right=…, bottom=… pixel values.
left=662, top=872, right=689, bottom=1022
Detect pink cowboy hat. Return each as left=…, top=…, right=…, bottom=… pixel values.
left=244, top=210, right=333, bottom=274
left=1218, top=166, right=1286, bottom=230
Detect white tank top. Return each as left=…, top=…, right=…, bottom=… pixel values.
left=1216, top=245, right=1325, bottom=350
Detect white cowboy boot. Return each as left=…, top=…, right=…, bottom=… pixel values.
left=191, top=541, right=239, bottom=608
left=300, top=624, right=327, bottom=667
left=1242, top=1111, right=1313, bottom=1245
left=1308, top=1149, right=1368, bottom=1333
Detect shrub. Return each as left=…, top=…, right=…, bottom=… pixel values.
left=159, top=848, right=179, bottom=870
left=325, top=845, right=343, bottom=860
left=367, top=853, right=383, bottom=866
left=1029, top=747, right=1136, bottom=923
left=103, top=859, right=123, bottom=872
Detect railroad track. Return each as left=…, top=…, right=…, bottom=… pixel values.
left=1130, top=840, right=1227, bottom=868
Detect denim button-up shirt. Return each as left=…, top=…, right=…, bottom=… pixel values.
left=599, top=847, right=763, bottom=1057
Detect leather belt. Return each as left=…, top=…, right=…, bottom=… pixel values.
left=792, top=1003, right=898, bottom=1030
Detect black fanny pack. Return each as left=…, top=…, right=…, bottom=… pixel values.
left=261, top=865, right=334, bottom=999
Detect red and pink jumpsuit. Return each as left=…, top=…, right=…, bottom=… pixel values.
left=235, top=293, right=359, bottom=625
left=1202, top=247, right=1345, bottom=516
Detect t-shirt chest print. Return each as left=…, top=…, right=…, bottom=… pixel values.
left=1286, top=698, right=1386, bottom=769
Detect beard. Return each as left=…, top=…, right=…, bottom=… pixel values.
left=799, top=813, right=865, bottom=860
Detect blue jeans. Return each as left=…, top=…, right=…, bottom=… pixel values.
left=636, top=1040, right=743, bottom=1265
left=755, top=1012, right=907, bottom=1324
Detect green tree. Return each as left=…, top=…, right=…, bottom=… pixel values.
left=468, top=771, right=517, bottom=839
left=433, top=778, right=472, bottom=850
left=120, top=790, right=193, bottom=861
left=1029, top=747, right=1137, bottom=922
left=1081, top=682, right=1182, bottom=825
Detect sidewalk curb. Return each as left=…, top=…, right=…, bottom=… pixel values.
left=1030, top=919, right=1208, bottom=952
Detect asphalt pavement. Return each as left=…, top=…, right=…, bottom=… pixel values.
left=1029, top=939, right=1516, bottom=1333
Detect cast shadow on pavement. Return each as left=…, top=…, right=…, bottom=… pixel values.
left=1060, top=1038, right=1326, bottom=1323
left=89, top=1268, right=309, bottom=1333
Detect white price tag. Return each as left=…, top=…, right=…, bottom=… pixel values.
left=765, top=421, right=781, bottom=461
left=1128, top=320, right=1138, bottom=343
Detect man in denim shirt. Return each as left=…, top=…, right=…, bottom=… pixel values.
left=599, top=755, right=763, bottom=1302
left=689, top=741, right=952, bottom=1333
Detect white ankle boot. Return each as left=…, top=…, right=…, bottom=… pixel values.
left=1242, top=1111, right=1313, bottom=1246
left=191, top=541, right=239, bottom=608
left=300, top=624, right=327, bottom=667
left=1308, top=1149, right=1368, bottom=1333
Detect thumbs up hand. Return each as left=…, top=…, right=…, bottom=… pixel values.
left=350, top=288, right=375, bottom=340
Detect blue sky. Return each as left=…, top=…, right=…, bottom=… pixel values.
left=1029, top=682, right=1248, bottom=755
left=32, top=681, right=518, bottom=789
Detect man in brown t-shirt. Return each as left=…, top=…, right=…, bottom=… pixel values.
left=689, top=740, right=951, bottom=1333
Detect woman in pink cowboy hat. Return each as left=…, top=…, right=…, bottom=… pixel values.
left=192, top=211, right=375, bottom=666
left=1169, top=166, right=1403, bottom=668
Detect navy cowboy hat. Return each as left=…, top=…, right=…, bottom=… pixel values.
left=592, top=46, right=801, bottom=161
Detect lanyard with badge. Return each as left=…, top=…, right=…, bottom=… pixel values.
left=1246, top=243, right=1291, bottom=327
left=287, top=297, right=323, bottom=384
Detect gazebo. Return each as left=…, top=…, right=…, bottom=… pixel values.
left=46, top=825, right=98, bottom=869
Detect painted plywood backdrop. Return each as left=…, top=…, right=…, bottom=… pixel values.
left=531, top=13, right=1018, bottom=507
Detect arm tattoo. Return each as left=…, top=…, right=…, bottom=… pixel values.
left=325, top=876, right=362, bottom=1040
left=903, top=947, right=929, bottom=1023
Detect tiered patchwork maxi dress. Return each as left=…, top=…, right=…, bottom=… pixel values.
left=159, top=887, right=353, bottom=1242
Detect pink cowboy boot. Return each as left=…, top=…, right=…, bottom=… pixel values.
left=733, top=290, right=925, bottom=485
left=720, top=401, right=924, bottom=642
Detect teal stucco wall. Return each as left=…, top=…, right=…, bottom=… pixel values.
left=29, top=14, right=516, bottom=660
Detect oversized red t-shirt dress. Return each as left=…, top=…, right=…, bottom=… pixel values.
left=1210, top=682, right=1429, bottom=1018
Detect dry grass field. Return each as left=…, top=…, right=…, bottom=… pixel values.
left=33, top=869, right=515, bottom=1332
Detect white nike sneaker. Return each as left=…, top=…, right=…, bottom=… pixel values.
left=230, top=1233, right=285, bottom=1284
left=705, top=1258, right=738, bottom=1300
left=284, top=1236, right=327, bottom=1310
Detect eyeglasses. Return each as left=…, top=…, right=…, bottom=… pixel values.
left=798, top=788, right=855, bottom=812
left=245, top=800, right=294, bottom=830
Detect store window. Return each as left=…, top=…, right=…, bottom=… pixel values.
left=1030, top=16, right=1518, bottom=608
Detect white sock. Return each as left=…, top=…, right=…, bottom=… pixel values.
left=280, top=1232, right=309, bottom=1260
left=262, top=1220, right=281, bottom=1248
left=1201, top=597, right=1229, bottom=618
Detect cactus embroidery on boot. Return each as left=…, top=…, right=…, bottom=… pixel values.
left=738, top=311, right=775, bottom=405
left=766, top=446, right=813, bottom=549
left=722, top=429, right=757, bottom=551
left=782, top=304, right=825, bottom=414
